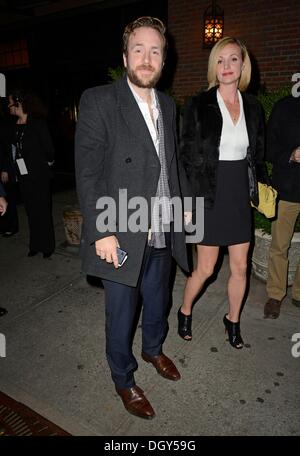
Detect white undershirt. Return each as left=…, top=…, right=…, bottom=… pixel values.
left=127, top=78, right=159, bottom=155
left=217, top=89, right=249, bottom=161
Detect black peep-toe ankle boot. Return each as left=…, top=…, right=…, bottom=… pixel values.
left=177, top=308, right=192, bottom=341
left=223, top=314, right=244, bottom=349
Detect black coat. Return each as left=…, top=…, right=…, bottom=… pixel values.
left=266, top=95, right=300, bottom=203
left=0, top=118, right=15, bottom=179
left=0, top=181, right=5, bottom=197
left=75, top=76, right=190, bottom=287
left=1, top=116, right=55, bottom=253
left=1, top=117, right=54, bottom=182
left=180, top=87, right=266, bottom=208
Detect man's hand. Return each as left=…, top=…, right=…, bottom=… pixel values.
left=95, top=235, right=120, bottom=269
left=0, top=197, right=7, bottom=216
left=290, top=147, right=300, bottom=163
left=1, top=172, right=8, bottom=183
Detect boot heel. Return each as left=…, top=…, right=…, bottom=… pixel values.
left=223, top=314, right=244, bottom=349
left=177, top=308, right=192, bottom=341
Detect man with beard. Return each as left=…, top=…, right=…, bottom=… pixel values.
left=75, top=17, right=190, bottom=419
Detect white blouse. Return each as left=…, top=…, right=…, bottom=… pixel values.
left=217, top=89, right=249, bottom=161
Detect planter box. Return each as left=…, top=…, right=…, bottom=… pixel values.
left=252, top=228, right=300, bottom=285
left=62, top=207, right=82, bottom=246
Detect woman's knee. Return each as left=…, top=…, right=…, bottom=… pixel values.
left=196, top=261, right=215, bottom=279
left=230, top=261, right=248, bottom=278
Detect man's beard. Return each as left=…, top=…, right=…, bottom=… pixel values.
left=127, top=64, right=162, bottom=89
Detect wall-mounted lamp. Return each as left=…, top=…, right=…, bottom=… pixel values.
left=203, top=1, right=224, bottom=49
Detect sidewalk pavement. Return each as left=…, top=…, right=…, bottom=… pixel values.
left=0, top=187, right=299, bottom=436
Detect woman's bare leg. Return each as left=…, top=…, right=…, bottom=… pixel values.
left=181, top=245, right=220, bottom=316
left=227, top=242, right=250, bottom=322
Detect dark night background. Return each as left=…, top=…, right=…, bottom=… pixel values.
left=0, top=0, right=169, bottom=173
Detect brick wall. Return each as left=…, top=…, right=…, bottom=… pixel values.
left=168, top=0, right=300, bottom=103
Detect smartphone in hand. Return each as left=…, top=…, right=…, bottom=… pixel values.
left=117, top=247, right=128, bottom=267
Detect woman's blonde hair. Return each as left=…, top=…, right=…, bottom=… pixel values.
left=207, top=36, right=251, bottom=91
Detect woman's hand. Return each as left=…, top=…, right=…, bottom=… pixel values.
left=0, top=197, right=7, bottom=216
left=290, top=147, right=300, bottom=163
left=1, top=172, right=9, bottom=183
left=184, top=211, right=193, bottom=226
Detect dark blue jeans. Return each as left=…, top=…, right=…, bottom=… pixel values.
left=102, top=234, right=172, bottom=389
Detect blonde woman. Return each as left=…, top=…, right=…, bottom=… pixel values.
left=178, top=37, right=267, bottom=348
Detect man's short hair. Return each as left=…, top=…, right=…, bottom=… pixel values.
left=123, top=16, right=167, bottom=59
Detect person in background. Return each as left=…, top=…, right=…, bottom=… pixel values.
left=178, top=37, right=267, bottom=348
left=0, top=102, right=19, bottom=237
left=264, top=94, right=300, bottom=318
left=0, top=180, right=8, bottom=317
left=5, top=89, right=55, bottom=258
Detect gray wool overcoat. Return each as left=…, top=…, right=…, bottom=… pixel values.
left=75, top=76, right=191, bottom=287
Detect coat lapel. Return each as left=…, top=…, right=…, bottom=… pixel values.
left=242, top=93, right=255, bottom=151
left=156, top=91, right=175, bottom=172
left=116, top=76, right=160, bottom=166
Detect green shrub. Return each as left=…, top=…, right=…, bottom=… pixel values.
left=255, top=211, right=300, bottom=235
left=107, top=66, right=125, bottom=82
left=257, top=87, right=291, bottom=121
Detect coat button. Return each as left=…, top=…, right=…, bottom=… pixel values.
left=125, top=157, right=132, bottom=163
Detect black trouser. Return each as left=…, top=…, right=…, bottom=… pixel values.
left=102, top=234, right=172, bottom=389
left=19, top=176, right=55, bottom=254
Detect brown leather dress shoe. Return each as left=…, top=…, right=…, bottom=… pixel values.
left=264, top=298, right=282, bottom=319
left=115, top=385, right=155, bottom=420
left=142, top=352, right=181, bottom=381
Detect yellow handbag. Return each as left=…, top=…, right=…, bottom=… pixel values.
left=251, top=182, right=278, bottom=218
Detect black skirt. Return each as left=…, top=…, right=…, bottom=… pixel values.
left=199, top=158, right=252, bottom=246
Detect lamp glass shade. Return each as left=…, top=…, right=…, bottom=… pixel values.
left=203, top=2, right=224, bottom=48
